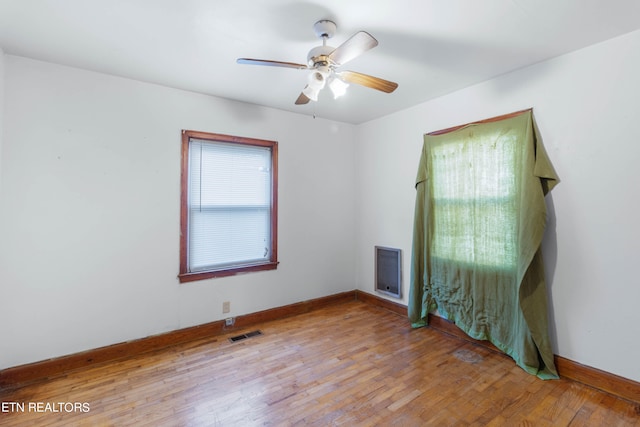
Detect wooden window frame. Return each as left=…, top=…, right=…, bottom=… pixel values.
left=179, top=130, right=278, bottom=283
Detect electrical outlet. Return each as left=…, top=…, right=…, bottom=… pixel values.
left=222, top=301, right=230, bottom=314
left=225, top=317, right=235, bottom=327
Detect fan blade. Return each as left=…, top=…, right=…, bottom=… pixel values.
left=328, top=31, right=378, bottom=66
left=237, top=58, right=308, bottom=70
left=295, top=90, right=311, bottom=105
left=338, top=71, right=398, bottom=93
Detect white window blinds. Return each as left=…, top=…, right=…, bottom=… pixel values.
left=188, top=139, right=272, bottom=272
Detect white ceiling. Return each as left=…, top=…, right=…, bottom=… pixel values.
left=1, top=0, right=640, bottom=124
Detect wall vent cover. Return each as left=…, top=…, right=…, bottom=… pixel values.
left=375, top=246, right=402, bottom=298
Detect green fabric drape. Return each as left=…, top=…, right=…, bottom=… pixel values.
left=409, top=110, right=559, bottom=379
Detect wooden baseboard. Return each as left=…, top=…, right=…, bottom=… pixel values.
left=554, top=355, right=640, bottom=404
left=0, top=291, right=357, bottom=390
left=3, top=289, right=639, bottom=404
left=354, top=289, right=407, bottom=316
left=355, top=290, right=640, bottom=404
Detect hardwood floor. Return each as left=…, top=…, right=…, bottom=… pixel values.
left=1, top=301, right=639, bottom=426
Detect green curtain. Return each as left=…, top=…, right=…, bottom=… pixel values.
left=409, top=110, right=559, bottom=379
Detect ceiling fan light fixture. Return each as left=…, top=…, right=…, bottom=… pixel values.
left=302, top=85, right=319, bottom=102
left=307, top=71, right=326, bottom=90
left=329, top=76, right=349, bottom=99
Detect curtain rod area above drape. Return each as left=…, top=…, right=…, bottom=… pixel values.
left=426, top=108, right=533, bottom=136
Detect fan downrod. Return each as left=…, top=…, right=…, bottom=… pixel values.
left=307, top=20, right=337, bottom=67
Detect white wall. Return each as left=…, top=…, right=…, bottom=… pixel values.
left=0, top=49, right=4, bottom=195
left=355, top=29, right=640, bottom=382
left=0, top=56, right=357, bottom=370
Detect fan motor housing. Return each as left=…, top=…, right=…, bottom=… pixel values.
left=307, top=45, right=334, bottom=67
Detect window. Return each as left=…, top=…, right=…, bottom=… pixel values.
left=430, top=132, right=518, bottom=270
left=179, top=130, right=278, bottom=283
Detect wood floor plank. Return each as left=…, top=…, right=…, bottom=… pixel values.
left=1, top=300, right=639, bottom=426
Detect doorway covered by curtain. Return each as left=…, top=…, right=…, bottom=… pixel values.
left=409, top=109, right=559, bottom=379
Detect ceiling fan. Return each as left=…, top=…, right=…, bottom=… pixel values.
left=237, top=20, right=398, bottom=105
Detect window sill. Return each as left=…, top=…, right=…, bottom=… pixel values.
left=178, top=261, right=278, bottom=283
